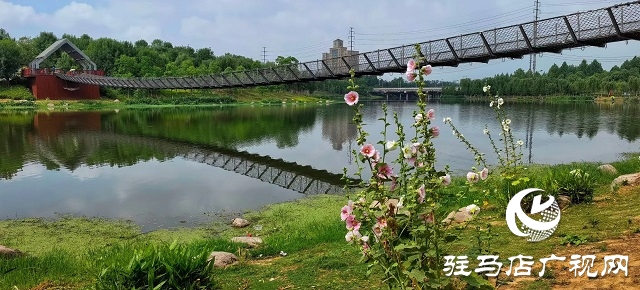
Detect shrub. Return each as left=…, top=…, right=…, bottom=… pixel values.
left=0, top=85, right=34, bottom=100
left=554, top=169, right=595, bottom=204
left=95, top=241, right=219, bottom=290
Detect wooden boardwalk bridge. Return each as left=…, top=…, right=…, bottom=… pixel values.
left=40, top=1, right=640, bottom=90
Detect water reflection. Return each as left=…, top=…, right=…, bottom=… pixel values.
left=0, top=107, right=339, bottom=231
left=0, top=101, right=639, bottom=230
left=320, top=105, right=358, bottom=151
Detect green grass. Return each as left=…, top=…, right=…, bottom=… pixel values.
left=0, top=156, right=639, bottom=289
left=0, top=85, right=34, bottom=100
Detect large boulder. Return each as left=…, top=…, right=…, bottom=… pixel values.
left=557, top=195, right=571, bottom=210
left=231, top=218, right=250, bottom=228
left=231, top=236, right=263, bottom=247
left=611, top=172, right=640, bottom=190
left=443, top=205, right=480, bottom=225
left=598, top=164, right=618, bottom=175
left=207, top=251, right=238, bottom=268
left=0, top=245, right=23, bottom=259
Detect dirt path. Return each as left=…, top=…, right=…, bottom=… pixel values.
left=498, top=234, right=639, bottom=289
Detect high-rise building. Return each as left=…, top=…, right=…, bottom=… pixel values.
left=321, top=39, right=359, bottom=74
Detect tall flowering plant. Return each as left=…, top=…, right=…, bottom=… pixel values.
left=445, top=85, right=528, bottom=209
left=340, top=44, right=492, bottom=289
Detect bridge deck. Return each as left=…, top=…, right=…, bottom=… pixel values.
left=56, top=1, right=640, bottom=89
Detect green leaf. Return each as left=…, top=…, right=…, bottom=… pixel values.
left=459, top=272, right=493, bottom=289
left=405, top=269, right=427, bottom=282
left=444, top=235, right=458, bottom=242
left=394, top=243, right=419, bottom=251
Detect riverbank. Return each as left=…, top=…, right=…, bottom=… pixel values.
left=1, top=155, right=639, bottom=289
left=0, top=85, right=339, bottom=111
left=456, top=94, right=640, bottom=104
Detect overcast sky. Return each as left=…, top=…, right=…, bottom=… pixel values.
left=1, top=0, right=639, bottom=81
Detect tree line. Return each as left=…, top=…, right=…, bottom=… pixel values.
left=444, top=58, right=640, bottom=97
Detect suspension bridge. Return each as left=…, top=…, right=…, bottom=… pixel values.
left=23, top=1, right=640, bottom=94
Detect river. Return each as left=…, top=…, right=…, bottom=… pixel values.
left=1, top=101, right=638, bottom=231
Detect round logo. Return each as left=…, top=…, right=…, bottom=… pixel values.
left=506, top=188, right=560, bottom=242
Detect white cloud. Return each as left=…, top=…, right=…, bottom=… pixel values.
left=68, top=165, right=101, bottom=181
left=0, top=1, right=38, bottom=27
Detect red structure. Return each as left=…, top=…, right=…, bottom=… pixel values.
left=33, top=111, right=102, bottom=139
left=23, top=39, right=104, bottom=100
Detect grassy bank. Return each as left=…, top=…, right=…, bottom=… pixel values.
left=457, top=94, right=599, bottom=103
left=436, top=94, right=640, bottom=105
left=0, top=85, right=334, bottom=111
left=1, top=154, right=640, bottom=289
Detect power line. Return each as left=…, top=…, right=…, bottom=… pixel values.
left=530, top=0, right=540, bottom=73
left=349, top=27, right=354, bottom=51
left=262, top=47, right=267, bottom=63
left=355, top=6, right=533, bottom=37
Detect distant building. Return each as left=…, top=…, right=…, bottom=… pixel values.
left=321, top=39, right=359, bottom=74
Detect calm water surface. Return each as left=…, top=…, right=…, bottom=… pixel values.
left=1, top=101, right=638, bottom=231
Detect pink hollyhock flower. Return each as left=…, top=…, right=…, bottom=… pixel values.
left=415, top=113, right=423, bottom=124
left=344, top=91, right=359, bottom=106
left=411, top=142, right=421, bottom=155
left=407, top=156, right=417, bottom=166
left=407, top=59, right=416, bottom=71
left=467, top=172, right=479, bottom=184
left=480, top=168, right=489, bottom=180
left=430, top=126, right=440, bottom=138
left=346, top=215, right=361, bottom=231
left=422, top=211, right=434, bottom=224
left=345, top=230, right=362, bottom=243
left=376, top=216, right=387, bottom=228
left=417, top=184, right=426, bottom=203
left=360, top=144, right=376, bottom=158
left=440, top=174, right=451, bottom=186
left=362, top=241, right=370, bottom=254
left=340, top=200, right=354, bottom=221
left=390, top=175, right=398, bottom=191
left=377, top=163, right=393, bottom=179
left=421, top=65, right=433, bottom=76
left=406, top=71, right=417, bottom=82
left=371, top=153, right=381, bottom=169
left=427, top=109, right=435, bottom=120
left=372, top=224, right=383, bottom=240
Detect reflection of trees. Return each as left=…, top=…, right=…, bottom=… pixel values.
left=0, top=113, right=33, bottom=179
left=615, top=105, right=640, bottom=142
left=321, top=105, right=357, bottom=150
left=100, top=106, right=317, bottom=149
left=1, top=103, right=640, bottom=180
left=455, top=102, right=640, bottom=142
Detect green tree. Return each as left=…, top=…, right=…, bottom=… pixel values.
left=0, top=38, right=21, bottom=79
left=0, top=28, right=10, bottom=40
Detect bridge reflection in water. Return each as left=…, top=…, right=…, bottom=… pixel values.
left=29, top=112, right=354, bottom=196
